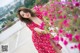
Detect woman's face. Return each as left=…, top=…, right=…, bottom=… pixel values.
left=20, top=11, right=31, bottom=18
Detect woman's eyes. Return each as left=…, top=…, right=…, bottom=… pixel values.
left=22, top=14, right=24, bottom=17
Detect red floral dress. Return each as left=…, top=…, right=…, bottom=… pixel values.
left=26, top=17, right=57, bottom=53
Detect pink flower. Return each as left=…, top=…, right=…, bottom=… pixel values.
left=42, top=10, right=48, bottom=16
left=49, top=7, right=55, bottom=13
left=33, top=6, right=38, bottom=10
left=69, top=37, right=72, bottom=41
left=59, top=15, right=63, bottom=19
left=63, top=40, right=68, bottom=45
left=50, top=21, right=54, bottom=25
left=66, top=33, right=72, bottom=41
left=72, top=0, right=76, bottom=1
left=35, top=9, right=43, bottom=19
left=63, top=15, right=66, bottom=18
left=71, top=46, right=74, bottom=49
left=78, top=43, right=80, bottom=50
left=50, top=18, right=54, bottom=25
left=50, top=18, right=53, bottom=21
left=49, top=3, right=53, bottom=7
left=60, top=37, right=64, bottom=41
left=50, top=30, right=53, bottom=33
left=74, top=15, right=78, bottom=19
left=53, top=15, right=57, bottom=21
left=70, top=6, right=74, bottom=9
left=71, top=45, right=77, bottom=49
left=48, top=14, right=53, bottom=19
left=62, top=19, right=70, bottom=27
left=33, top=6, right=40, bottom=11
left=75, top=34, right=80, bottom=41
left=58, top=10, right=62, bottom=14
left=74, top=45, right=77, bottom=48
left=33, top=5, right=42, bottom=12
left=75, top=2, right=80, bottom=7
left=59, top=28, right=64, bottom=33
left=62, top=5, right=65, bottom=9
left=40, top=22, right=45, bottom=30
left=53, top=36, right=59, bottom=41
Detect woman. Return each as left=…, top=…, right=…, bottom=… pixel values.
left=17, top=7, right=62, bottom=53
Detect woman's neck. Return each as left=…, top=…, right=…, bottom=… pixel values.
left=29, top=17, right=35, bottom=20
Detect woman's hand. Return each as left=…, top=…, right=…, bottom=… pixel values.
left=50, top=39, right=62, bottom=53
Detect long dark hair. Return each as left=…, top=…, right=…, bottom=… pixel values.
left=17, top=7, right=36, bottom=24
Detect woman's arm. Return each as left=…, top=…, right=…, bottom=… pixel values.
left=34, top=27, right=53, bottom=38
left=50, top=39, right=62, bottom=53
left=34, top=27, right=47, bottom=34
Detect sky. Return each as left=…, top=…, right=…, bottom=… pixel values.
left=0, top=0, right=14, bottom=7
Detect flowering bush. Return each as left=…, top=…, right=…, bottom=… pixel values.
left=33, top=0, right=80, bottom=50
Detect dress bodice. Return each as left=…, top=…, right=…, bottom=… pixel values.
left=26, top=12, right=43, bottom=32
left=26, top=21, right=39, bottom=32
